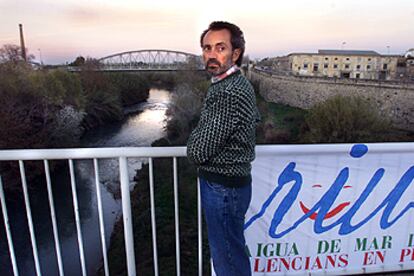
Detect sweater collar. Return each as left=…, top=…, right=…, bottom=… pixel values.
left=211, top=65, right=240, bottom=83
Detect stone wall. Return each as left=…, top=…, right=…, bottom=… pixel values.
left=249, top=69, right=414, bottom=130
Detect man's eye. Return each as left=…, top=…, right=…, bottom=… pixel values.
left=218, top=46, right=226, bottom=52
left=203, top=46, right=211, bottom=52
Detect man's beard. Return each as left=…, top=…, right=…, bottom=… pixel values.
left=205, top=58, right=233, bottom=76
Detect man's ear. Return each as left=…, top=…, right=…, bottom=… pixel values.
left=232, top=49, right=241, bottom=64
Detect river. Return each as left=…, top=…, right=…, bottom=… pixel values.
left=0, top=88, right=171, bottom=275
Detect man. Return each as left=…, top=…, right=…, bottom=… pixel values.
left=187, top=21, right=260, bottom=276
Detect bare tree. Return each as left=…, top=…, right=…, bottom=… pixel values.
left=0, top=44, right=34, bottom=64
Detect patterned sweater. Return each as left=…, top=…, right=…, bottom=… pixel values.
left=186, top=70, right=260, bottom=187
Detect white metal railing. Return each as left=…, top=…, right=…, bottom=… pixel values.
left=0, top=147, right=191, bottom=276
left=2, top=143, right=412, bottom=276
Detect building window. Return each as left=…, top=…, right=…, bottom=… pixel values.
left=334, top=57, right=338, bottom=61
left=333, top=64, right=338, bottom=69
left=368, top=58, right=372, bottom=61
left=367, top=65, right=371, bottom=70
left=397, top=61, right=406, bottom=67
left=313, top=64, right=319, bottom=72
left=325, top=57, right=329, bottom=61
left=356, top=73, right=360, bottom=79
left=324, top=63, right=328, bottom=69
left=346, top=57, right=350, bottom=61
left=383, top=64, right=388, bottom=70
left=345, top=64, right=350, bottom=69
left=356, top=65, right=361, bottom=70
left=304, top=63, right=308, bottom=69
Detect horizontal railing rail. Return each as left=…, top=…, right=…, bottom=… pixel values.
left=1, top=142, right=413, bottom=161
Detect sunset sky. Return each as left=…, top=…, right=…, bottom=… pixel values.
left=1, top=0, right=413, bottom=64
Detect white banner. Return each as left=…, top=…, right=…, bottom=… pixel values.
left=245, top=143, right=414, bottom=275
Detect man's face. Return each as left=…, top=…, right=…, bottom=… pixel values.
left=201, top=29, right=241, bottom=76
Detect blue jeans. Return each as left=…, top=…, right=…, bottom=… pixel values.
left=200, top=177, right=252, bottom=276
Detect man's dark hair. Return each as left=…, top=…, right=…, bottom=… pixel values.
left=200, top=21, right=245, bottom=67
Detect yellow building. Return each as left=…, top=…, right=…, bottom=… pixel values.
left=288, top=50, right=400, bottom=80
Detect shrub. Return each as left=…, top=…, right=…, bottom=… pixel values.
left=49, top=106, right=86, bottom=147
left=0, top=64, right=85, bottom=149
left=303, top=95, right=390, bottom=143
left=165, top=81, right=208, bottom=144
left=109, top=73, right=150, bottom=106
left=79, top=70, right=123, bottom=129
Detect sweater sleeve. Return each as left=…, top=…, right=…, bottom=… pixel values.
left=186, top=90, right=239, bottom=165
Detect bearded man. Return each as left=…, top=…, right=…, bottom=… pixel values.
left=187, top=21, right=260, bottom=276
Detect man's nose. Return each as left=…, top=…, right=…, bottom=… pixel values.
left=206, top=50, right=218, bottom=59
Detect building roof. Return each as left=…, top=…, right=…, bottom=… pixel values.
left=318, top=49, right=380, bottom=56
left=287, top=50, right=402, bottom=58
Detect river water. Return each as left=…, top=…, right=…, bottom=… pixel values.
left=0, top=88, right=170, bottom=275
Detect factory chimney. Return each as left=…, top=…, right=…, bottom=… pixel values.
left=19, top=24, right=27, bottom=62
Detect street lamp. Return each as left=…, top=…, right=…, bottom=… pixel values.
left=38, top=48, right=43, bottom=65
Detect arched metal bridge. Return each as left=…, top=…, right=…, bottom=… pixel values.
left=96, top=49, right=204, bottom=71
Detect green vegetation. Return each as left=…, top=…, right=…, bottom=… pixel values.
left=250, top=79, right=307, bottom=144
left=109, top=73, right=151, bottom=106
left=165, top=72, right=209, bottom=145
left=302, top=95, right=389, bottom=143
left=256, top=93, right=306, bottom=144
left=0, top=64, right=86, bottom=149
left=301, top=95, right=413, bottom=143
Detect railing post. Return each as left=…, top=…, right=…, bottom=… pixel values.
left=173, top=157, right=181, bottom=276
left=93, top=159, right=109, bottom=276
left=148, top=158, right=159, bottom=276
left=19, top=161, right=42, bottom=276
left=68, top=159, right=87, bottom=276
left=44, top=160, right=64, bottom=276
left=0, top=176, right=19, bottom=276
left=119, top=157, right=136, bottom=276
left=197, top=177, right=202, bottom=276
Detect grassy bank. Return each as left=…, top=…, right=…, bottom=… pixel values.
left=255, top=92, right=306, bottom=144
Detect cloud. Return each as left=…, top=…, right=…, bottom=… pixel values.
left=61, top=3, right=191, bottom=28
left=64, top=5, right=103, bottom=24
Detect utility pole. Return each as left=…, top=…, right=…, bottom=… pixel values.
left=38, top=48, right=43, bottom=65
left=19, top=23, right=27, bottom=62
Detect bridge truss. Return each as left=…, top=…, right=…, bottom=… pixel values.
left=97, top=49, right=204, bottom=71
